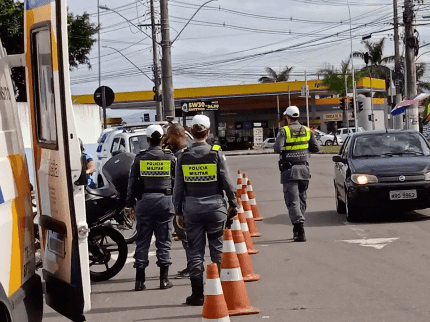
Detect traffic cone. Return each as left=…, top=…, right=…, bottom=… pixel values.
left=220, top=229, right=260, bottom=316
left=235, top=202, right=258, bottom=254
left=247, top=180, right=263, bottom=221
left=236, top=173, right=243, bottom=199
left=240, top=184, right=261, bottom=238
left=231, top=218, right=260, bottom=282
left=202, top=263, right=231, bottom=322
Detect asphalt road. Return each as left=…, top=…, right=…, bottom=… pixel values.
left=44, top=154, right=430, bottom=322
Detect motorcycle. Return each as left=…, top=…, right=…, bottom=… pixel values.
left=85, top=151, right=136, bottom=281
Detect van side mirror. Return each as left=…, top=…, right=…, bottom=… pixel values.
left=332, top=155, right=345, bottom=163
left=74, top=154, right=88, bottom=186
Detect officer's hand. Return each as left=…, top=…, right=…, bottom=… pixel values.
left=125, top=207, right=135, bottom=220
left=227, top=206, right=238, bottom=219
left=176, top=215, right=185, bottom=229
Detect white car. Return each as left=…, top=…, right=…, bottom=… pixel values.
left=314, top=129, right=342, bottom=146
left=336, top=127, right=365, bottom=142
left=262, top=137, right=276, bottom=148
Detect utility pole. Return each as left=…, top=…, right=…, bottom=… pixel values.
left=392, top=0, right=403, bottom=129
left=160, top=0, right=175, bottom=119
left=150, top=0, right=163, bottom=121
left=404, top=0, right=418, bottom=130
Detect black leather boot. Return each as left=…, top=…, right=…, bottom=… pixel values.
left=135, top=268, right=146, bottom=291
left=160, top=266, right=173, bottom=289
left=293, top=223, right=306, bottom=242
left=186, top=277, right=204, bottom=306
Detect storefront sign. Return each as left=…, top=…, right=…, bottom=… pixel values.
left=323, top=113, right=343, bottom=121
left=181, top=100, right=219, bottom=113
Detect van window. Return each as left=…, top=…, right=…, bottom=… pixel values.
left=130, top=135, right=149, bottom=154
left=111, top=137, right=120, bottom=153
left=32, top=27, right=57, bottom=146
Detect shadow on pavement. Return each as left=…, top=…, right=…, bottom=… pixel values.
left=43, top=304, right=187, bottom=318
left=253, top=238, right=294, bottom=245
left=263, top=210, right=345, bottom=227
left=134, top=314, right=202, bottom=321
left=354, top=209, right=430, bottom=224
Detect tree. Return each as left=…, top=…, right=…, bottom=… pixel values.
left=319, top=58, right=364, bottom=126
left=0, top=0, right=99, bottom=101
left=258, top=66, right=293, bottom=83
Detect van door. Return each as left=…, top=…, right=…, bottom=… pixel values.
left=24, top=0, right=91, bottom=321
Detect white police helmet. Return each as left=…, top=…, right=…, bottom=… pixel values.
left=283, top=105, right=300, bottom=118
left=191, top=114, right=211, bottom=129
left=146, top=124, right=164, bottom=138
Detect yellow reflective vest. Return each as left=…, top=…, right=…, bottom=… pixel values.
left=282, top=126, right=311, bottom=151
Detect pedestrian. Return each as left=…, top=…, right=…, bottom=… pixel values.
left=173, top=115, right=238, bottom=306
left=79, top=138, right=96, bottom=188
left=274, top=106, right=320, bottom=242
left=125, top=124, right=176, bottom=291
left=164, top=123, right=190, bottom=278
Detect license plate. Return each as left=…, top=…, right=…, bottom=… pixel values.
left=389, top=190, right=417, bottom=200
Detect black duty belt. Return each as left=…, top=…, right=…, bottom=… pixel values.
left=186, top=191, right=223, bottom=198
left=143, top=188, right=172, bottom=195
left=291, top=161, right=308, bottom=166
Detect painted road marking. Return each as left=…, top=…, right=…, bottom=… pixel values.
left=340, top=223, right=399, bottom=249
left=337, top=238, right=399, bottom=250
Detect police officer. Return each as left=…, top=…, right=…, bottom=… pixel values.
left=173, top=115, right=238, bottom=306
left=126, top=124, right=176, bottom=291
left=274, top=106, right=319, bottom=242
left=164, top=123, right=190, bottom=278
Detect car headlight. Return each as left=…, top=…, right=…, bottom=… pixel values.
left=351, top=174, right=378, bottom=185
left=425, top=172, right=430, bottom=181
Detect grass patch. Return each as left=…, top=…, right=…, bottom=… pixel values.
left=319, top=145, right=341, bottom=154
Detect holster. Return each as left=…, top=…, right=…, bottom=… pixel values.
left=278, top=160, right=292, bottom=172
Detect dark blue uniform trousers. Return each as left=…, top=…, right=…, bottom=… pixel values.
left=134, top=193, right=175, bottom=269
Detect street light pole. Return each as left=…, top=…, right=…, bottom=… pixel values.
left=150, top=0, right=163, bottom=121
left=346, top=0, right=358, bottom=131
left=97, top=0, right=101, bottom=88
left=160, top=0, right=175, bottom=119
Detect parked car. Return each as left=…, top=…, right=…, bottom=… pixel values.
left=314, top=129, right=343, bottom=146
left=332, top=130, right=430, bottom=222
left=262, top=137, right=276, bottom=148
left=336, top=127, right=365, bottom=142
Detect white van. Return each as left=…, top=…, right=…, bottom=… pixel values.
left=0, top=1, right=91, bottom=321
left=336, top=127, right=365, bottom=142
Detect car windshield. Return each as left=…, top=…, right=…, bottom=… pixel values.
left=352, top=133, right=430, bottom=158
left=129, top=135, right=149, bottom=154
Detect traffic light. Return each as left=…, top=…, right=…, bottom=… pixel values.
left=349, top=99, right=354, bottom=111
left=340, top=97, right=346, bottom=110
left=357, top=101, right=364, bottom=113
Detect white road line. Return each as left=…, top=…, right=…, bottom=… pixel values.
left=340, top=223, right=399, bottom=249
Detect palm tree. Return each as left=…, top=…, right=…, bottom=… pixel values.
left=353, top=38, right=394, bottom=68
left=319, top=58, right=364, bottom=126
left=258, top=66, right=293, bottom=83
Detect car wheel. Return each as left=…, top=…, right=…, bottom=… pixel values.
left=325, top=140, right=333, bottom=146
left=345, top=193, right=360, bottom=222
left=335, top=186, right=346, bottom=214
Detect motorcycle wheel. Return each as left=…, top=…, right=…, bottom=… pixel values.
left=88, top=226, right=128, bottom=282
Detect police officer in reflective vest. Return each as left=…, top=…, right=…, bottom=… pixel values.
left=173, top=115, right=238, bottom=306
left=126, top=125, right=176, bottom=291
left=274, top=106, right=320, bottom=242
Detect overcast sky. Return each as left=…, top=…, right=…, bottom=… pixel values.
left=68, top=0, right=430, bottom=96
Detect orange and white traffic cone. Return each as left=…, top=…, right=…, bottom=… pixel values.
left=220, top=229, right=259, bottom=316
left=236, top=173, right=243, bottom=199
left=235, top=202, right=258, bottom=254
left=231, top=218, right=260, bottom=282
left=202, top=263, right=231, bottom=322
left=247, top=180, right=263, bottom=221
left=240, top=182, right=261, bottom=238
